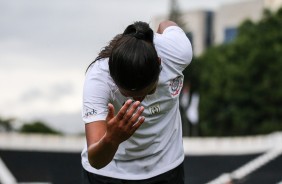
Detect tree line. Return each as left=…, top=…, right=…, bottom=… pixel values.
left=183, top=8, right=282, bottom=136
left=0, top=117, right=61, bottom=134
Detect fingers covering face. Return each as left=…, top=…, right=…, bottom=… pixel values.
left=116, top=100, right=145, bottom=126
left=116, top=100, right=133, bottom=120
left=130, top=116, right=145, bottom=134
left=128, top=105, right=144, bottom=127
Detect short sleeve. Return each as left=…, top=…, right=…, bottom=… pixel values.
left=82, top=60, right=111, bottom=124
left=154, top=26, right=193, bottom=72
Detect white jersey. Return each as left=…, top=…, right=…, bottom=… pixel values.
left=81, top=26, right=193, bottom=180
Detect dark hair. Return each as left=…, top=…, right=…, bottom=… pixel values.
left=87, top=21, right=161, bottom=91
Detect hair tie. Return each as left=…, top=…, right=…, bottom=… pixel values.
left=134, top=31, right=145, bottom=39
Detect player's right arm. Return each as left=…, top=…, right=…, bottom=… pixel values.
left=85, top=100, right=145, bottom=169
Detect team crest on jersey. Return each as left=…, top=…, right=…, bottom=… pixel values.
left=169, top=76, right=183, bottom=96
left=149, top=104, right=161, bottom=115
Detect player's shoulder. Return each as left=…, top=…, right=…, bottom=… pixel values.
left=94, top=58, right=110, bottom=71
left=86, top=58, right=110, bottom=76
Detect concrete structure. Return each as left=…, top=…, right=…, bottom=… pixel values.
left=214, top=0, right=282, bottom=44
left=214, top=0, right=265, bottom=44
left=264, top=0, right=282, bottom=11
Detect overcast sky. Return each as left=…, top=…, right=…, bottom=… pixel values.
left=0, top=0, right=243, bottom=134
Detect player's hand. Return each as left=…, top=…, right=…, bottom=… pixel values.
left=105, top=100, right=145, bottom=145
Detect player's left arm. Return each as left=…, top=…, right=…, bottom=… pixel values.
left=155, top=20, right=193, bottom=72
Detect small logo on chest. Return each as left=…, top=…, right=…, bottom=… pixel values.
left=149, top=104, right=161, bottom=115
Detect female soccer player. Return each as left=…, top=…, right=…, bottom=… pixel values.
left=81, top=20, right=192, bottom=184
